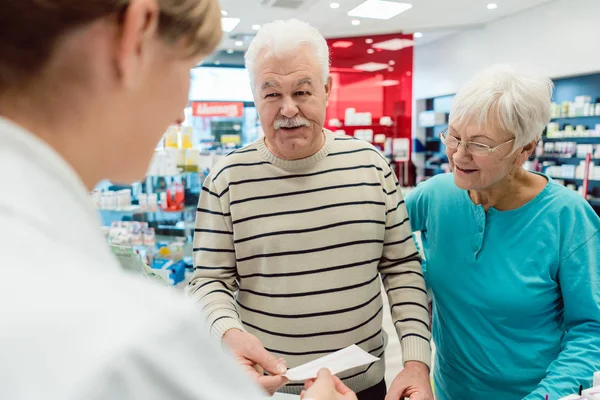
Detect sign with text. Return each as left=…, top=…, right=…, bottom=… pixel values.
left=192, top=102, right=244, bottom=118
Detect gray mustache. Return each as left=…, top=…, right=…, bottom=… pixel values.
left=274, top=117, right=310, bottom=130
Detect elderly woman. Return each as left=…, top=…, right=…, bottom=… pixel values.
left=406, top=65, right=600, bottom=400
left=0, top=1, right=353, bottom=399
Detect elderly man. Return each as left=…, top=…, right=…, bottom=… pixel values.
left=188, top=19, right=432, bottom=400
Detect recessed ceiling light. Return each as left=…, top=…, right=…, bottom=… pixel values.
left=487, top=3, right=498, bottom=9
left=332, top=40, right=354, bottom=48
left=406, top=71, right=412, bottom=76
left=330, top=2, right=340, bottom=8
left=353, top=62, right=389, bottom=72
left=388, top=67, right=394, bottom=72
left=252, top=24, right=261, bottom=31
left=351, top=19, right=361, bottom=26
left=414, top=32, right=423, bottom=38
left=227, top=49, right=234, bottom=54
left=367, top=49, right=375, bottom=54
left=235, top=41, right=244, bottom=47
left=389, top=60, right=396, bottom=65
left=372, top=38, right=414, bottom=51
left=221, top=17, right=240, bottom=33
left=365, top=38, right=373, bottom=44
left=214, top=60, right=221, bottom=65
left=348, top=0, right=412, bottom=20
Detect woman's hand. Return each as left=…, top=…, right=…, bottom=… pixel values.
left=300, top=368, right=357, bottom=400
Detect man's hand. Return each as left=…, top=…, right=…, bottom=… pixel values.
left=301, top=368, right=358, bottom=400
left=223, top=329, right=289, bottom=396
left=385, top=361, right=433, bottom=400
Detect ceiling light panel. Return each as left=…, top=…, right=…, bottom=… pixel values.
left=348, top=0, right=412, bottom=20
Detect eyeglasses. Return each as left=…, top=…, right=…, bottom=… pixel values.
left=439, top=128, right=515, bottom=156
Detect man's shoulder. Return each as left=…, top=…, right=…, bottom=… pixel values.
left=206, top=141, right=264, bottom=183
left=328, top=132, right=390, bottom=167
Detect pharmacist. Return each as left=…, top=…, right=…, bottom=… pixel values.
left=0, top=1, right=352, bottom=400
left=188, top=18, right=433, bottom=400
left=406, top=65, right=600, bottom=400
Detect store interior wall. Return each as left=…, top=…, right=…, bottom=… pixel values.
left=413, top=0, right=600, bottom=101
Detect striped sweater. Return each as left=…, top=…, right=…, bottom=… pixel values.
left=188, top=130, right=431, bottom=394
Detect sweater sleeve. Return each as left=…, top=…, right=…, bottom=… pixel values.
left=523, top=230, right=600, bottom=400
left=379, top=167, right=432, bottom=368
left=186, top=175, right=245, bottom=339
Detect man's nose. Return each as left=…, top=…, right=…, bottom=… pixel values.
left=280, top=96, right=299, bottom=118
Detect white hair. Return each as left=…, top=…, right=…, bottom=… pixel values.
left=449, top=64, right=554, bottom=150
left=244, top=19, right=330, bottom=90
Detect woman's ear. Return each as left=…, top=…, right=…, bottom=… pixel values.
left=514, top=140, right=537, bottom=166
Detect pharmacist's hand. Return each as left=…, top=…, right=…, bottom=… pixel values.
left=301, top=369, right=357, bottom=400
left=223, top=329, right=288, bottom=396
left=385, top=361, right=433, bottom=400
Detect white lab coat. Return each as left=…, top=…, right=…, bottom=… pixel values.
left=0, top=117, right=266, bottom=400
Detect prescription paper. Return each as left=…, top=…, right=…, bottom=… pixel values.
left=283, top=345, right=379, bottom=382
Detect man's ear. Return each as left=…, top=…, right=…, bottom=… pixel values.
left=324, top=75, right=332, bottom=106
left=114, top=0, right=159, bottom=88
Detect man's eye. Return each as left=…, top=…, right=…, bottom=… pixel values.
left=296, top=91, right=310, bottom=96
left=265, top=93, right=279, bottom=98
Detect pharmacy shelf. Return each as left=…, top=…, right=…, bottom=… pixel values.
left=542, top=137, right=600, bottom=144
left=550, top=115, right=600, bottom=121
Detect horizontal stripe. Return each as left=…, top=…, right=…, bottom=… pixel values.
left=229, top=182, right=383, bottom=207
left=193, top=247, right=236, bottom=253
left=383, top=235, right=413, bottom=247
left=236, top=291, right=380, bottom=319
left=387, top=188, right=398, bottom=196
left=333, top=137, right=357, bottom=141
left=230, top=148, right=258, bottom=155
left=384, top=171, right=392, bottom=178
left=391, top=301, right=429, bottom=313
left=328, top=147, right=388, bottom=164
left=196, top=208, right=231, bottom=217
left=236, top=239, right=384, bottom=263
left=194, top=265, right=236, bottom=271
left=204, top=307, right=240, bottom=321
left=264, top=328, right=382, bottom=356
left=210, top=315, right=236, bottom=330
left=234, top=220, right=385, bottom=244
left=381, top=251, right=421, bottom=265
left=401, top=333, right=431, bottom=344
left=381, top=266, right=424, bottom=279
left=202, top=289, right=235, bottom=299
left=239, top=274, right=379, bottom=298
left=238, top=257, right=380, bottom=279
left=386, top=200, right=406, bottom=215
left=395, top=318, right=430, bottom=331
left=213, top=161, right=270, bottom=181
left=385, top=286, right=427, bottom=296
left=232, top=201, right=385, bottom=225
left=194, top=228, right=233, bottom=235
left=243, top=306, right=382, bottom=338
left=201, top=185, right=220, bottom=198
left=221, top=164, right=385, bottom=196
left=385, top=217, right=409, bottom=230
left=193, top=279, right=229, bottom=292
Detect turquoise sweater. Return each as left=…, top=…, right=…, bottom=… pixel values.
left=406, top=173, right=600, bottom=400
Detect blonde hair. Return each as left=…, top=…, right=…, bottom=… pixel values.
left=449, top=64, right=554, bottom=150
left=0, top=0, right=222, bottom=90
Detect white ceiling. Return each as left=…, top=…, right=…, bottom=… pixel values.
left=214, top=0, right=557, bottom=56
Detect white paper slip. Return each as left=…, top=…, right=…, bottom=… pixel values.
left=283, top=345, right=379, bottom=382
